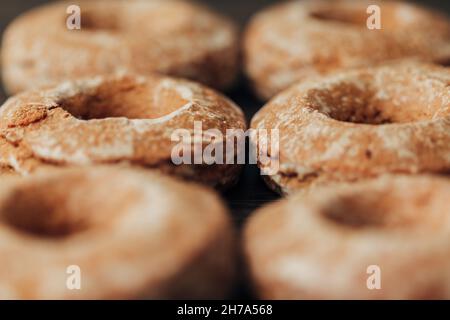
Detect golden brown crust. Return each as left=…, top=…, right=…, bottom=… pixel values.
left=244, top=0, right=450, bottom=100
left=2, top=0, right=239, bottom=94
left=0, top=166, right=236, bottom=299
left=244, top=175, right=450, bottom=299
left=251, top=63, right=450, bottom=195
left=0, top=74, right=247, bottom=189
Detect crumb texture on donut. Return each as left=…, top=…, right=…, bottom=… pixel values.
left=2, top=0, right=239, bottom=94
left=0, top=167, right=236, bottom=299
left=251, top=63, right=450, bottom=194
left=244, top=175, right=450, bottom=299
left=0, top=74, right=247, bottom=189
left=244, top=0, right=450, bottom=99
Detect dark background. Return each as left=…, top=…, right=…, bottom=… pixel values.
left=0, top=0, right=449, bottom=298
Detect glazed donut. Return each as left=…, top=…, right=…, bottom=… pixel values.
left=251, top=62, right=450, bottom=195
left=0, top=166, right=235, bottom=299
left=244, top=175, right=450, bottom=299
left=0, top=74, right=247, bottom=189
left=2, top=0, right=239, bottom=94
left=244, top=0, right=450, bottom=100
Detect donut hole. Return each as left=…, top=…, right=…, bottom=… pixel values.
left=0, top=174, right=138, bottom=238
left=80, top=9, right=121, bottom=31
left=74, top=2, right=191, bottom=34
left=310, top=9, right=368, bottom=26
left=435, top=57, right=450, bottom=67
left=310, top=80, right=444, bottom=124
left=59, top=78, right=190, bottom=120
left=321, top=188, right=439, bottom=229
left=322, top=194, right=395, bottom=228
left=0, top=165, right=15, bottom=175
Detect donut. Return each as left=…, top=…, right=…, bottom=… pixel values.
left=244, top=175, right=450, bottom=299
left=0, top=74, right=247, bottom=189
left=2, top=0, right=239, bottom=94
left=0, top=166, right=236, bottom=299
left=250, top=62, right=450, bottom=195
left=244, top=0, right=450, bottom=100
